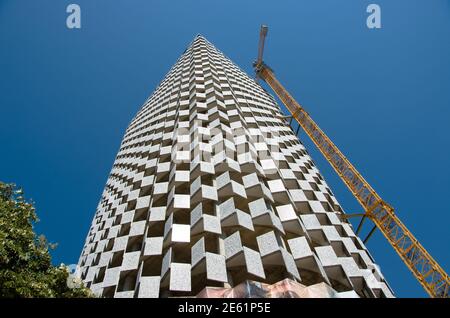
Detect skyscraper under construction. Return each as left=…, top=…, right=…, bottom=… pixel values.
left=77, top=35, right=394, bottom=298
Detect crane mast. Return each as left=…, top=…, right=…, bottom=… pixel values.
left=254, top=25, right=449, bottom=298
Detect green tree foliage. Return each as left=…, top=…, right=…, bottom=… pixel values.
left=0, top=182, right=93, bottom=297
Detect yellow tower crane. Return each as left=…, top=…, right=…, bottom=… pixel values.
left=253, top=25, right=449, bottom=298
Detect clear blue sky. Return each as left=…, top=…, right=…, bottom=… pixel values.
left=0, top=0, right=449, bottom=297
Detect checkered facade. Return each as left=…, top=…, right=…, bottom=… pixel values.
left=78, top=36, right=394, bottom=298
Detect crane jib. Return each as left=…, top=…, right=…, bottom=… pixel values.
left=258, top=64, right=449, bottom=298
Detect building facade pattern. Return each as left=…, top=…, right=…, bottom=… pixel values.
left=78, top=36, right=394, bottom=298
